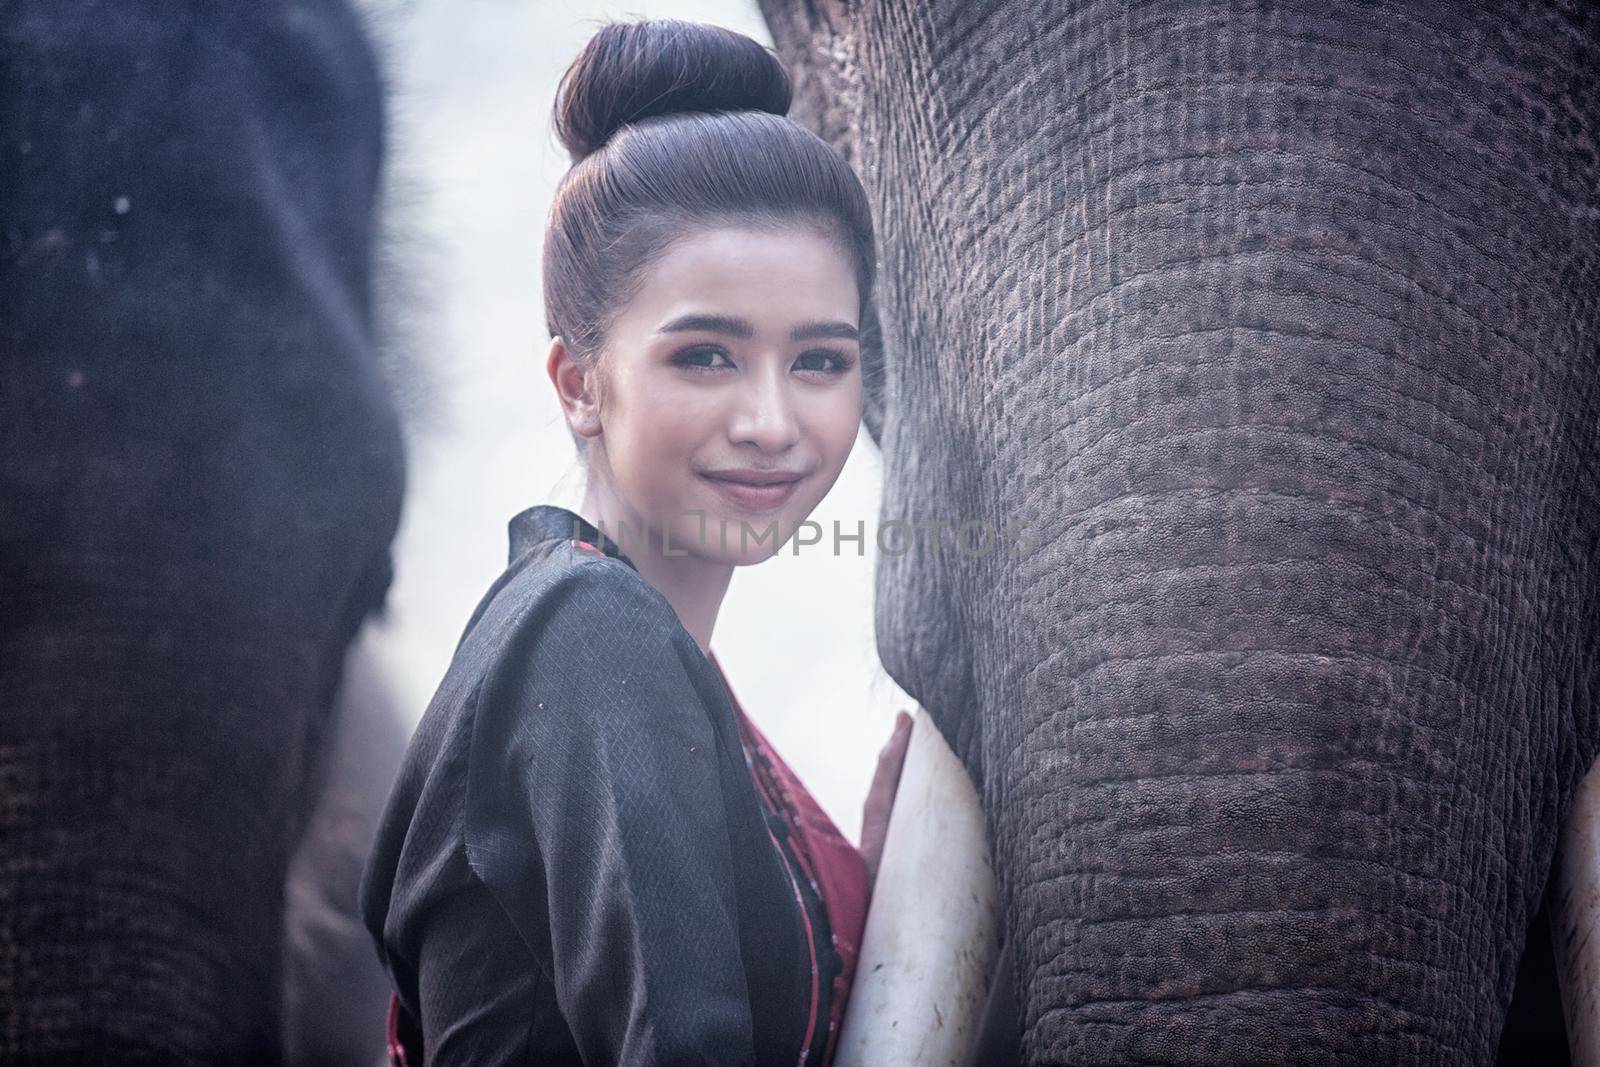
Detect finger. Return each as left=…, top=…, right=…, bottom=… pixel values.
left=864, top=767, right=898, bottom=809
left=879, top=711, right=914, bottom=755
left=884, top=717, right=913, bottom=759
left=866, top=766, right=904, bottom=811
left=864, top=772, right=895, bottom=805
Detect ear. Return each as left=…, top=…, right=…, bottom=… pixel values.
left=546, top=336, right=603, bottom=439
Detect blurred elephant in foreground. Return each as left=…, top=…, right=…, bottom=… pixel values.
left=3, top=1, right=407, bottom=1060
left=760, top=0, right=1599, bottom=1062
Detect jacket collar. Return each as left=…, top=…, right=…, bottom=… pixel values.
left=507, top=504, right=639, bottom=573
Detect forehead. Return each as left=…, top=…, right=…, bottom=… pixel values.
left=616, top=225, right=860, bottom=332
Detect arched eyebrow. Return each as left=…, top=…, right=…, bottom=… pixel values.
left=655, top=313, right=859, bottom=343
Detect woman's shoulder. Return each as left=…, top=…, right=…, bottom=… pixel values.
left=376, top=545, right=693, bottom=816
left=477, top=540, right=717, bottom=721
left=458, top=546, right=729, bottom=894
left=360, top=541, right=704, bottom=950
left=467, top=544, right=690, bottom=682
left=459, top=540, right=725, bottom=783
left=456, top=528, right=659, bottom=647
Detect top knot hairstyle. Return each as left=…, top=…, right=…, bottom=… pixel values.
left=552, top=19, right=791, bottom=164
left=543, top=19, right=876, bottom=385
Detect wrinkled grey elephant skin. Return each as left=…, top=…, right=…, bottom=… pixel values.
left=760, top=1, right=1600, bottom=1063
left=2, top=1, right=405, bottom=1061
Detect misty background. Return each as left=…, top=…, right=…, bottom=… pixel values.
left=361, top=0, right=916, bottom=839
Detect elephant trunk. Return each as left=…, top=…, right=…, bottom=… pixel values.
left=1, top=535, right=398, bottom=1060
left=3, top=605, right=312, bottom=1058
left=2, top=0, right=405, bottom=1056
left=1005, top=7, right=1599, bottom=1061
left=798, top=1, right=1600, bottom=1061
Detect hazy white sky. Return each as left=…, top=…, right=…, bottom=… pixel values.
left=363, top=0, right=916, bottom=841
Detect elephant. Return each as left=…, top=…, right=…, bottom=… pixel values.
left=2, top=0, right=406, bottom=1060
left=758, top=0, right=1600, bottom=1063
left=8, top=1, right=1597, bottom=1064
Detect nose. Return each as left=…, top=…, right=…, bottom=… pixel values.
left=727, top=361, right=800, bottom=453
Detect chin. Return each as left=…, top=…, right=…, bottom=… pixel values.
left=718, top=545, right=780, bottom=567
left=694, top=508, right=810, bottom=565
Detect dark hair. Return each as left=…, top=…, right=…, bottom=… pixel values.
left=544, top=19, right=876, bottom=436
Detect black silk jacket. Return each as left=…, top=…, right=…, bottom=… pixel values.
left=358, top=504, right=838, bottom=1065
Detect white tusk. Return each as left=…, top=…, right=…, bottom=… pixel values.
left=1554, top=754, right=1600, bottom=1065
left=834, top=705, right=1002, bottom=1066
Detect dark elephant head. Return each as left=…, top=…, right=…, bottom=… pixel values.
left=2, top=0, right=405, bottom=1060
left=761, top=1, right=1600, bottom=1061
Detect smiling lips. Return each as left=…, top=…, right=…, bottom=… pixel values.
left=699, top=467, right=806, bottom=512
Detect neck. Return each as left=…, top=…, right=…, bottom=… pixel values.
left=579, top=482, right=733, bottom=657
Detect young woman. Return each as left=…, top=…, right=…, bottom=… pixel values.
left=359, top=18, right=913, bottom=1066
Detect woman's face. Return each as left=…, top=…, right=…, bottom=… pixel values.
left=571, top=223, right=863, bottom=566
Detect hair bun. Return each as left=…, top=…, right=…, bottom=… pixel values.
left=554, top=19, right=792, bottom=164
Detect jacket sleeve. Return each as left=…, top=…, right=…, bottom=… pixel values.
left=460, top=561, right=757, bottom=1066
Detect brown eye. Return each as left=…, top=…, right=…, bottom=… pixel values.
left=673, top=346, right=733, bottom=371
left=794, top=349, right=853, bottom=375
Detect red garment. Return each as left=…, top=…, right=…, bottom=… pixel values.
left=710, top=654, right=871, bottom=1067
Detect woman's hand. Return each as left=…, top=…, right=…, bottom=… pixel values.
left=860, top=709, right=914, bottom=886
